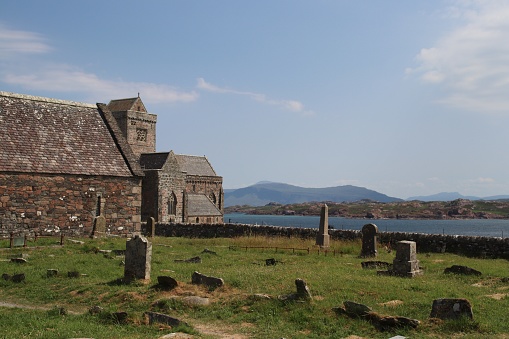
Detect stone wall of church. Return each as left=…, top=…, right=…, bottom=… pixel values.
left=0, top=173, right=142, bottom=236
left=185, top=176, right=224, bottom=211
left=158, top=170, right=186, bottom=223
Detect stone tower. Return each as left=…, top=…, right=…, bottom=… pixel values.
left=107, top=96, right=157, bottom=158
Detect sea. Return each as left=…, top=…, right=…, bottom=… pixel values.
left=224, top=213, right=509, bottom=238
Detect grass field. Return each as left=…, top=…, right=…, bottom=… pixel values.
left=0, top=235, right=508, bottom=338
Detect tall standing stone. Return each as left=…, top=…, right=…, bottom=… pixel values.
left=90, top=215, right=106, bottom=238
left=124, top=234, right=152, bottom=281
left=316, top=204, right=330, bottom=247
left=146, top=217, right=156, bottom=237
left=360, top=223, right=378, bottom=257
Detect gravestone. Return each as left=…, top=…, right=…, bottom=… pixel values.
left=295, top=278, right=313, bottom=301
left=157, top=276, right=178, bottom=290
left=90, top=215, right=106, bottom=238
left=430, top=298, right=473, bottom=320
left=13, top=236, right=25, bottom=247
left=392, top=241, right=423, bottom=277
left=360, top=223, right=378, bottom=257
left=146, top=217, right=156, bottom=237
left=315, top=204, right=330, bottom=247
left=144, top=312, right=185, bottom=327
left=191, top=271, right=224, bottom=289
left=124, top=235, right=152, bottom=281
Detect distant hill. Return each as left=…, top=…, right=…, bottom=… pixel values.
left=407, top=192, right=509, bottom=202
left=224, top=182, right=403, bottom=207
left=407, top=192, right=480, bottom=202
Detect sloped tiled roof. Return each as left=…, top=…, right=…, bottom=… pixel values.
left=139, top=152, right=170, bottom=170
left=175, top=154, right=217, bottom=176
left=107, top=97, right=146, bottom=112
left=187, top=194, right=222, bottom=216
left=0, top=92, right=141, bottom=177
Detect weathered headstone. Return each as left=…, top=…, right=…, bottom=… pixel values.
left=191, top=271, right=224, bottom=289
left=124, top=235, right=152, bottom=281
left=90, top=215, right=106, bottom=238
left=47, top=269, right=59, bottom=277
left=68, top=271, right=80, bottom=278
left=278, top=278, right=312, bottom=301
left=11, top=258, right=27, bottom=264
left=391, top=241, right=423, bottom=277
left=13, top=236, right=25, bottom=247
left=144, top=311, right=185, bottom=327
left=157, top=276, right=178, bottom=290
left=360, top=223, right=378, bottom=257
left=315, top=204, right=330, bottom=247
left=11, top=273, right=25, bottom=283
left=146, top=217, right=156, bottom=237
left=444, top=265, right=482, bottom=276
left=430, top=298, right=473, bottom=320
left=295, top=278, right=312, bottom=301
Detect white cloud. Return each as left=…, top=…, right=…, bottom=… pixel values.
left=0, top=24, right=51, bottom=57
left=197, top=77, right=314, bottom=116
left=470, top=177, right=495, bottom=184
left=410, top=1, right=509, bottom=113
left=3, top=66, right=198, bottom=104
left=0, top=23, right=197, bottom=104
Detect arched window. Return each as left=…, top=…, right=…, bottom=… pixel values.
left=168, top=192, right=177, bottom=215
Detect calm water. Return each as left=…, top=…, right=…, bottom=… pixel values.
left=224, top=213, right=509, bottom=238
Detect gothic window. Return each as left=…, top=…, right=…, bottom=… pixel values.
left=136, top=128, right=147, bottom=142
left=168, top=192, right=177, bottom=215
left=96, top=195, right=102, bottom=217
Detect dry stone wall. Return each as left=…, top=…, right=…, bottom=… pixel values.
left=155, top=223, right=509, bottom=259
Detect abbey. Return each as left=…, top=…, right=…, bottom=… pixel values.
left=0, top=92, right=223, bottom=236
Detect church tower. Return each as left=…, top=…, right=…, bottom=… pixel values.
left=107, top=96, right=157, bottom=158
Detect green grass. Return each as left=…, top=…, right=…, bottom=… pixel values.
left=0, top=236, right=508, bottom=338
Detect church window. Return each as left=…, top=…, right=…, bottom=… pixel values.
left=168, top=192, right=177, bottom=215
left=136, top=128, right=147, bottom=142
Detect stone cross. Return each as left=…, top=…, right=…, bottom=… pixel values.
left=360, top=223, right=378, bottom=257
left=392, top=240, right=423, bottom=277
left=315, top=204, right=330, bottom=247
left=90, top=215, right=106, bottom=238
left=124, top=234, right=152, bottom=281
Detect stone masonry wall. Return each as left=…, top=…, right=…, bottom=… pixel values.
left=0, top=173, right=142, bottom=236
left=155, top=223, right=509, bottom=259
left=185, top=176, right=223, bottom=211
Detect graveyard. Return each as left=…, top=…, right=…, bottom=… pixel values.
left=1, top=234, right=509, bottom=338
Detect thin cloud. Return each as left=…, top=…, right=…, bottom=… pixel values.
left=0, top=24, right=51, bottom=57
left=408, top=1, right=509, bottom=113
left=4, top=65, right=198, bottom=104
left=197, top=78, right=314, bottom=116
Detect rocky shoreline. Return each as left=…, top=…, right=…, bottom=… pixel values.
left=225, top=198, right=509, bottom=220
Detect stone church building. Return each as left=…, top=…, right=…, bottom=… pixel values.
left=0, top=91, right=223, bottom=236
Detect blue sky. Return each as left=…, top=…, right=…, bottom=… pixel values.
left=2, top=1, right=509, bottom=199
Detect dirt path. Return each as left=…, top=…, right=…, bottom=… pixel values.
left=0, top=300, right=84, bottom=315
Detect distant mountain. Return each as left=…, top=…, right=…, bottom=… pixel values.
left=224, top=182, right=403, bottom=207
